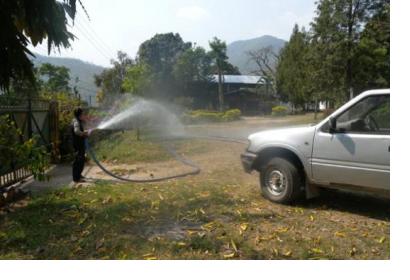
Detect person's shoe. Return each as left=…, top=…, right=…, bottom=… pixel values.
left=73, top=178, right=87, bottom=183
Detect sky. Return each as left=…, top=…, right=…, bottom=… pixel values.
left=29, top=0, right=317, bottom=67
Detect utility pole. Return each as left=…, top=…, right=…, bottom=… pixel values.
left=218, top=68, right=224, bottom=112
left=27, top=90, right=33, bottom=139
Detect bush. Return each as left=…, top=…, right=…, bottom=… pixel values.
left=40, top=91, right=82, bottom=132
left=182, top=109, right=241, bottom=124
left=271, top=105, right=288, bottom=117
left=0, top=115, right=49, bottom=180
left=41, top=91, right=89, bottom=160
left=222, top=109, right=241, bottom=121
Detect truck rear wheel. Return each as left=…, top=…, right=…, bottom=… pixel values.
left=259, top=157, right=303, bottom=204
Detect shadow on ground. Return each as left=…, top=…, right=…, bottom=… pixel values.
left=296, top=189, right=389, bottom=221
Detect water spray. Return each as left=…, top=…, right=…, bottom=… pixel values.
left=84, top=97, right=246, bottom=183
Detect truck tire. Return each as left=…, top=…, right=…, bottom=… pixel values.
left=259, top=157, right=303, bottom=204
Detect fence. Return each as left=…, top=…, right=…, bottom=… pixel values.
left=0, top=95, right=59, bottom=191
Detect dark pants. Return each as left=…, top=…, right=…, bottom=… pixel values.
left=72, top=146, right=85, bottom=181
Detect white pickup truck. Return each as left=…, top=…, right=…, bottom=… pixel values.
left=241, top=89, right=390, bottom=204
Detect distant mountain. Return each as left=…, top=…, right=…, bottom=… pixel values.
left=31, top=53, right=105, bottom=105
left=227, top=35, right=287, bottom=74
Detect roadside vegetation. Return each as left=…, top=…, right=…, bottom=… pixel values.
left=182, top=109, right=242, bottom=124
left=271, top=106, right=288, bottom=117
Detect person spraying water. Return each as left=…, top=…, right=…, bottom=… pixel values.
left=71, top=107, right=93, bottom=183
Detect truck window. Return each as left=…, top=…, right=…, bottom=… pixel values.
left=335, top=95, right=390, bottom=135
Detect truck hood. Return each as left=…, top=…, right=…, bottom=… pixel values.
left=247, top=125, right=317, bottom=157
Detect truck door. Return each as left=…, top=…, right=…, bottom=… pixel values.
left=311, top=94, right=390, bottom=190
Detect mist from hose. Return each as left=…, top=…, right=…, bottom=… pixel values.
left=87, top=95, right=246, bottom=183
left=97, top=95, right=185, bottom=137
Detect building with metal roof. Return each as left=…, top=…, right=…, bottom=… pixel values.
left=210, top=75, right=265, bottom=85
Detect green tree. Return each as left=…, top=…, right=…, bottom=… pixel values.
left=310, top=0, right=384, bottom=102
left=122, top=63, right=152, bottom=95
left=209, top=37, right=229, bottom=112
left=94, top=51, right=134, bottom=105
left=0, top=0, right=82, bottom=90
left=276, top=25, right=313, bottom=110
left=138, top=33, right=191, bottom=98
left=354, top=1, right=390, bottom=91
left=38, top=63, right=71, bottom=92
left=173, top=46, right=212, bottom=88
left=210, top=60, right=241, bottom=76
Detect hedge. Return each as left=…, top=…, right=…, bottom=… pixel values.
left=272, top=105, right=288, bottom=117
left=183, top=109, right=241, bottom=124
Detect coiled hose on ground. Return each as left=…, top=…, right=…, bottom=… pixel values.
left=85, top=135, right=247, bottom=183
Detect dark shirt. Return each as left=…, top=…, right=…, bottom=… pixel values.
left=72, top=118, right=85, bottom=151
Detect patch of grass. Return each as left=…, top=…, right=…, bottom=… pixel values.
left=276, top=113, right=325, bottom=124
left=0, top=116, right=389, bottom=259
left=90, top=131, right=210, bottom=164
left=0, top=178, right=389, bottom=260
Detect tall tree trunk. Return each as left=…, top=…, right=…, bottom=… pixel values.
left=217, top=68, right=224, bottom=112
left=347, top=0, right=354, bottom=101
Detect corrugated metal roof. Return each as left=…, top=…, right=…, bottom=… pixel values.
left=210, top=75, right=264, bottom=84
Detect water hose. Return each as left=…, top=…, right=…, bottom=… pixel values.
left=85, top=138, right=201, bottom=183
left=85, top=135, right=246, bottom=183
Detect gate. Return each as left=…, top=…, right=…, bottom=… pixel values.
left=0, top=95, right=59, bottom=190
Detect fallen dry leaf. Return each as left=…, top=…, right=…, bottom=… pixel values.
left=334, top=231, right=346, bottom=238
left=230, top=239, right=238, bottom=252
left=198, top=191, right=210, bottom=198
left=273, top=248, right=279, bottom=256
left=223, top=252, right=235, bottom=259
left=176, top=242, right=186, bottom=247
left=121, top=217, right=133, bottom=223
left=283, top=250, right=292, bottom=257
left=311, top=248, right=324, bottom=254
left=102, top=196, right=113, bottom=204
left=240, top=223, right=248, bottom=231
left=96, top=238, right=105, bottom=250
left=276, top=226, right=289, bottom=233
left=201, top=221, right=217, bottom=231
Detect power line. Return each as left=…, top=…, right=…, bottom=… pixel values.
left=75, top=18, right=114, bottom=59
left=77, top=13, right=116, bottom=56
left=71, top=23, right=112, bottom=61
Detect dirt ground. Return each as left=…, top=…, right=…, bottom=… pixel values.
left=85, top=114, right=320, bottom=181
left=0, top=114, right=389, bottom=259
left=79, top=115, right=389, bottom=259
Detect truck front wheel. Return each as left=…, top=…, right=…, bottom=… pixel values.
left=259, top=157, right=303, bottom=204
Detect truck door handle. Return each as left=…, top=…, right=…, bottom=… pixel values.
left=388, top=146, right=390, bottom=152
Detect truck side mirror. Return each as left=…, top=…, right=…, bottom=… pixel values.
left=329, top=117, right=337, bottom=133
